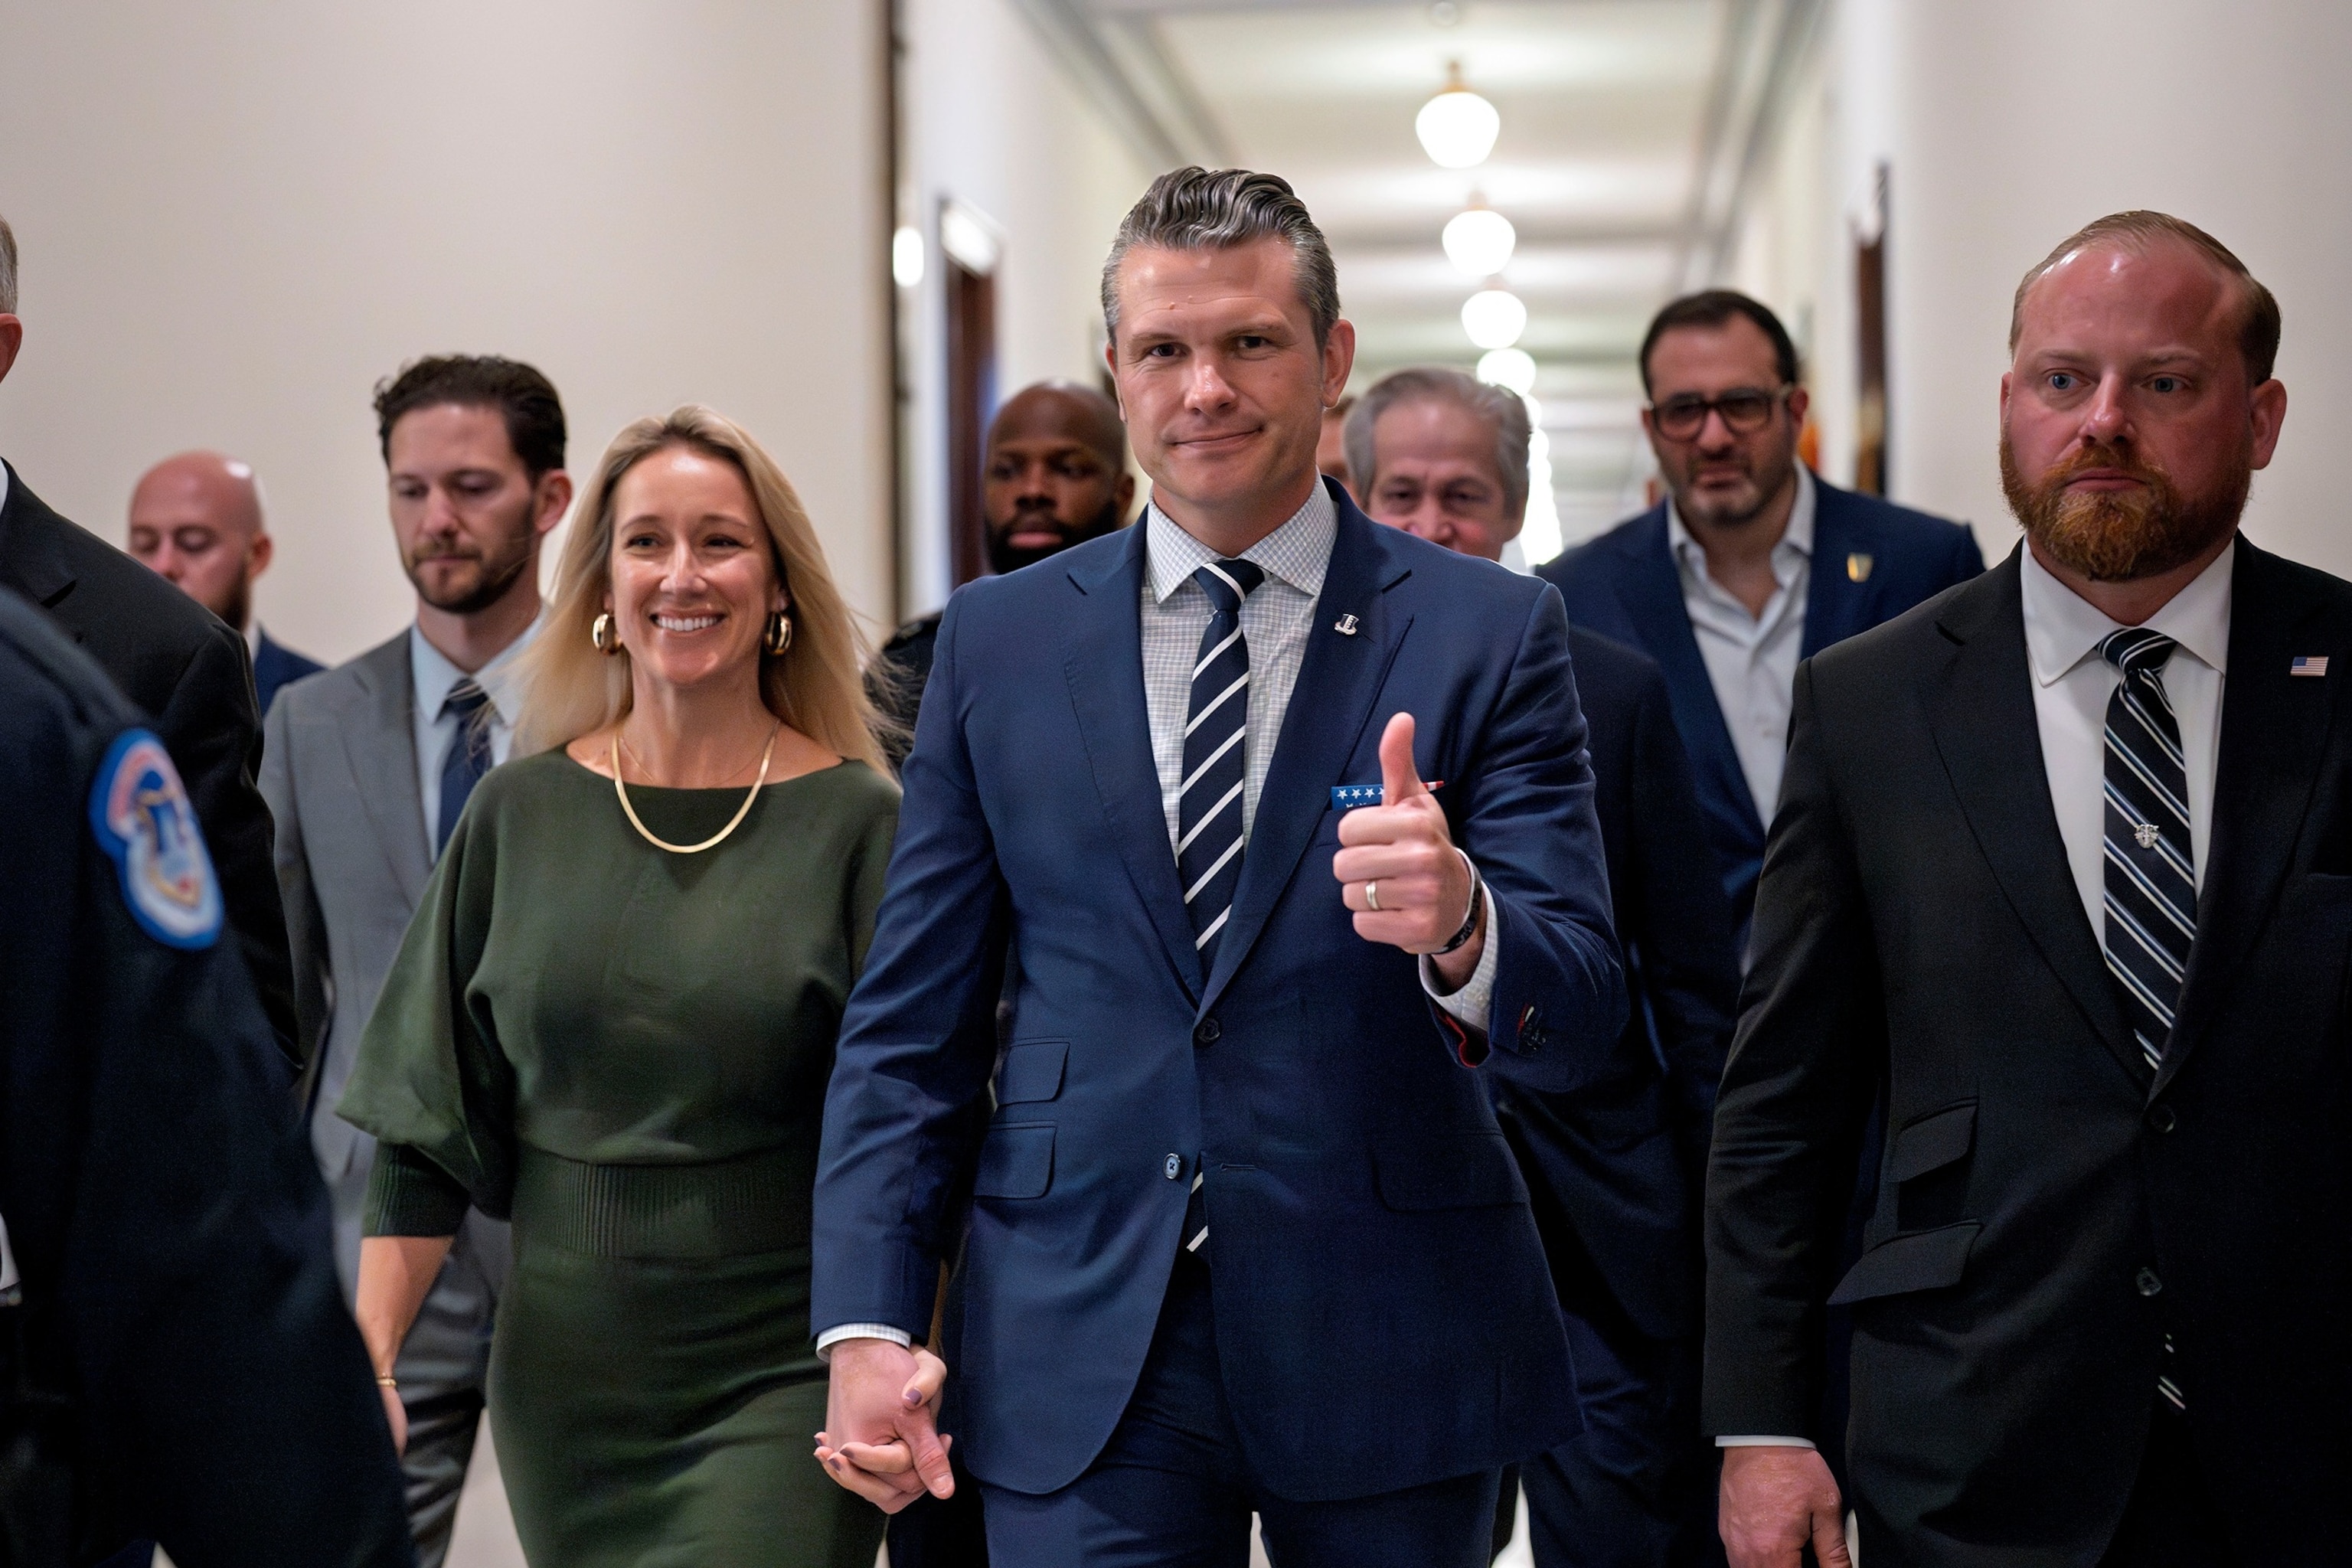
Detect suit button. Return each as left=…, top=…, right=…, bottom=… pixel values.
left=2135, top=1267, right=2164, bottom=1297
left=1165, top=1154, right=1182, bottom=1181
left=1194, top=1018, right=1221, bottom=1045
left=2147, top=1104, right=2177, bottom=1134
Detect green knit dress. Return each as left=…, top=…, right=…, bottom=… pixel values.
left=339, top=749, right=898, bottom=1568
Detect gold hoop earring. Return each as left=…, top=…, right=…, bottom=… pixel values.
left=592, top=612, right=621, bottom=655
left=764, top=611, right=793, bottom=657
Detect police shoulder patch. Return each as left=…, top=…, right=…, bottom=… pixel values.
left=88, top=729, right=223, bottom=949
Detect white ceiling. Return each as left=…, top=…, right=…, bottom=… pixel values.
left=1020, top=0, right=1820, bottom=542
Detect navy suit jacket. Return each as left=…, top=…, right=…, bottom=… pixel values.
left=1491, top=627, right=1740, bottom=1344
left=814, top=485, right=1626, bottom=1501
left=250, top=629, right=324, bottom=720
left=1538, top=479, right=1982, bottom=940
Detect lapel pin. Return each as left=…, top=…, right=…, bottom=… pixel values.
left=1334, top=613, right=1359, bottom=635
left=2135, top=823, right=2161, bottom=850
left=2292, top=655, right=2330, bottom=677
left=1846, top=553, right=1874, bottom=583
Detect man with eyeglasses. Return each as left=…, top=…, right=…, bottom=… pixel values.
left=1542, top=292, right=1982, bottom=951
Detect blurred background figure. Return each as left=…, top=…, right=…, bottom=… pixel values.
left=0, top=586, right=411, bottom=1568
left=261, top=356, right=570, bottom=1566
left=341, top=407, right=896, bottom=1568
left=1349, top=366, right=1741, bottom=1568
left=1541, top=292, right=1983, bottom=956
left=874, top=379, right=1132, bottom=755
left=0, top=211, right=298, bottom=1063
left=127, top=449, right=323, bottom=716
left=1317, top=392, right=1357, bottom=501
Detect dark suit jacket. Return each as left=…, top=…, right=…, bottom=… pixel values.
left=0, top=588, right=412, bottom=1566
left=1704, top=543, right=2352, bottom=1563
left=0, top=463, right=297, bottom=1058
left=1490, top=626, right=1740, bottom=1343
left=251, top=629, right=324, bottom=720
left=1539, top=478, right=1983, bottom=939
left=815, top=485, right=1626, bottom=1501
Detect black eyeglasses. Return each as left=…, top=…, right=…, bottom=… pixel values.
left=1647, top=386, right=1792, bottom=441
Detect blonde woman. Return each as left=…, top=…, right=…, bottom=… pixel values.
left=340, top=407, right=898, bottom=1566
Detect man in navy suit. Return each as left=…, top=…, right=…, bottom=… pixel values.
left=812, top=167, right=1626, bottom=1566
left=1540, top=292, right=1982, bottom=948
left=129, top=450, right=324, bottom=716
left=1348, top=367, right=1743, bottom=1566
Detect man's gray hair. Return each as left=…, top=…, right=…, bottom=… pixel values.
left=0, top=214, right=17, bottom=316
left=1101, top=167, right=1339, bottom=347
left=1343, top=367, right=1532, bottom=518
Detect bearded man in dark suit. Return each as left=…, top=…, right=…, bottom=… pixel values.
left=1708, top=212, right=2344, bottom=1567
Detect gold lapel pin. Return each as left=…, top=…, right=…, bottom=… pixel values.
left=1847, top=553, right=1874, bottom=583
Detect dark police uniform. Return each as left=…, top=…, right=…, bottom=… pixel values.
left=0, top=587, right=412, bottom=1567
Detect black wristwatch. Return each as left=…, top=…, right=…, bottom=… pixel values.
left=1434, top=850, right=1484, bottom=956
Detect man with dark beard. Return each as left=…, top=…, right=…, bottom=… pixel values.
left=1707, top=212, right=2346, bottom=1567
left=260, top=355, right=570, bottom=1566
left=874, top=381, right=1132, bottom=758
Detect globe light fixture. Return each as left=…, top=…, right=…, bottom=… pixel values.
left=1442, top=205, right=1516, bottom=278
left=1475, top=346, right=1537, bottom=395
left=891, top=226, right=925, bottom=289
left=1416, top=61, right=1500, bottom=169
left=1461, top=288, right=1527, bottom=351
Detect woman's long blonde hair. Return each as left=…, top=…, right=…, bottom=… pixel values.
left=515, top=405, right=889, bottom=771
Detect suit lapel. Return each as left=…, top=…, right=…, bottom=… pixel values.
left=1200, top=500, right=1411, bottom=1014
left=336, top=635, right=433, bottom=907
left=1062, top=528, right=1204, bottom=1001
left=1802, top=481, right=1871, bottom=658
left=2160, top=541, right=2340, bottom=1095
left=0, top=464, right=80, bottom=612
left=1612, top=510, right=1762, bottom=834
left=1924, top=555, right=2138, bottom=1084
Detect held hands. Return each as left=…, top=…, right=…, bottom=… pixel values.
left=1720, top=1446, right=1850, bottom=1568
left=814, top=1339, right=956, bottom=1513
left=1334, top=714, right=1483, bottom=987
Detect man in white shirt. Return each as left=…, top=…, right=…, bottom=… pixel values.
left=260, top=355, right=571, bottom=1567
left=1542, top=292, right=1982, bottom=950
left=1705, top=213, right=2336, bottom=1567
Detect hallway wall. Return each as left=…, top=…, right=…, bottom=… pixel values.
left=0, top=0, right=892, bottom=662
left=1734, top=0, right=2352, bottom=573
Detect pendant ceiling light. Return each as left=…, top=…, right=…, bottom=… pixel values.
left=1442, top=203, right=1516, bottom=279
left=1416, top=60, right=1500, bottom=169
left=1476, top=347, right=1537, bottom=395
left=1461, top=288, right=1527, bottom=351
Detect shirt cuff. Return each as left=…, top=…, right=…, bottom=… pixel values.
left=1717, top=1435, right=1818, bottom=1449
left=1421, top=876, right=1498, bottom=1031
left=815, top=1322, right=913, bottom=1361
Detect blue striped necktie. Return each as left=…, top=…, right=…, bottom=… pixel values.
left=1177, top=558, right=1265, bottom=969
left=2099, top=627, right=2194, bottom=1080
left=436, top=678, right=494, bottom=856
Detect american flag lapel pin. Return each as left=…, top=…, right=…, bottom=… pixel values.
left=2292, top=655, right=2330, bottom=678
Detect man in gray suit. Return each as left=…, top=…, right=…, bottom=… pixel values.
left=262, top=355, right=572, bottom=1565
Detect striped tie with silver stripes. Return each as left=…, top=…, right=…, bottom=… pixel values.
left=1177, top=558, right=1265, bottom=970
left=2099, top=626, right=2194, bottom=1080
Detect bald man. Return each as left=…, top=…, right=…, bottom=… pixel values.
left=875, top=381, right=1134, bottom=754
left=129, top=451, right=323, bottom=716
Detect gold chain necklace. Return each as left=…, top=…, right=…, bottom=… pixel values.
left=609, top=722, right=780, bottom=854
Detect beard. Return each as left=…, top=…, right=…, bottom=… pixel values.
left=404, top=504, right=539, bottom=614
left=1999, top=432, right=2248, bottom=582
left=986, top=495, right=1124, bottom=576
left=210, top=571, right=253, bottom=634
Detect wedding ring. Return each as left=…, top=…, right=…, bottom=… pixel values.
left=1366, top=880, right=1381, bottom=911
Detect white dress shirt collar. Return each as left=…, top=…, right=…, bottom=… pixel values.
left=408, top=614, right=541, bottom=727
left=2020, top=537, right=2235, bottom=689
left=1145, top=482, right=1335, bottom=605
left=1665, top=465, right=1818, bottom=602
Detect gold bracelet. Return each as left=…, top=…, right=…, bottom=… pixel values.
left=375, top=1374, right=399, bottom=1389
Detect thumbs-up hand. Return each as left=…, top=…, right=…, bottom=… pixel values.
left=1334, top=712, right=1485, bottom=985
